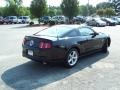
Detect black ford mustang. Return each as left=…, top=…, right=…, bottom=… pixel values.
left=22, top=25, right=111, bottom=68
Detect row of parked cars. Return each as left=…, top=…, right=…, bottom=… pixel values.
left=72, top=15, right=120, bottom=26
left=38, top=15, right=120, bottom=27
left=85, top=16, right=120, bottom=27
left=38, top=15, right=69, bottom=25
left=0, top=16, right=31, bottom=24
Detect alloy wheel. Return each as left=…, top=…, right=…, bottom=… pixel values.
left=67, top=50, right=79, bottom=67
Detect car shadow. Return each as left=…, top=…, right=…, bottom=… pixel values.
left=1, top=52, right=109, bottom=90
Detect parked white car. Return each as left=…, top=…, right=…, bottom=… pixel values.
left=18, top=16, right=31, bottom=24
left=4, top=16, right=18, bottom=24
left=51, top=16, right=68, bottom=24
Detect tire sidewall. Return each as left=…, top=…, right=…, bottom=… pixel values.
left=102, top=40, right=108, bottom=53
left=65, top=48, right=79, bottom=68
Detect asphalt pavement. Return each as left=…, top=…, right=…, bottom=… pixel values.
left=0, top=24, right=120, bottom=90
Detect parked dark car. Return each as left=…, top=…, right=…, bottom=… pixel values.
left=22, top=25, right=111, bottom=68
left=0, top=16, right=4, bottom=24
left=86, top=18, right=106, bottom=27
left=38, top=16, right=51, bottom=24
left=101, top=18, right=116, bottom=26
left=73, top=16, right=86, bottom=24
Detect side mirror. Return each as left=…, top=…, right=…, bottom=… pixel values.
left=90, top=32, right=99, bottom=37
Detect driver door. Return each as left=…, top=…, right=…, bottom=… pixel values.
left=79, top=27, right=100, bottom=52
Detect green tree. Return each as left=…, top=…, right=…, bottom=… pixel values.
left=79, top=5, right=96, bottom=16
left=4, top=5, right=18, bottom=16
left=61, top=0, right=79, bottom=19
left=104, top=8, right=116, bottom=17
left=109, top=0, right=120, bottom=15
left=96, top=9, right=105, bottom=16
left=48, top=6, right=62, bottom=16
left=6, top=0, right=22, bottom=6
left=88, top=5, right=96, bottom=15
left=0, top=7, right=4, bottom=16
left=79, top=5, right=88, bottom=16
left=48, top=7, right=56, bottom=16
left=30, top=0, right=48, bottom=18
left=96, top=2, right=113, bottom=9
left=4, top=0, right=23, bottom=16
left=17, top=7, right=30, bottom=16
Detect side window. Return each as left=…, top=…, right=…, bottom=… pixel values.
left=65, top=30, right=79, bottom=37
left=79, top=28, right=94, bottom=36
left=19, top=17, right=22, bottom=19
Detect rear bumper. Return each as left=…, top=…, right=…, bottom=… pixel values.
left=22, top=47, right=67, bottom=63
left=109, top=23, right=116, bottom=26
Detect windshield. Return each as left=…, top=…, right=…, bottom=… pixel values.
left=10, top=16, right=17, bottom=19
left=106, top=18, right=114, bottom=22
left=35, top=26, right=72, bottom=37
left=23, top=16, right=29, bottom=19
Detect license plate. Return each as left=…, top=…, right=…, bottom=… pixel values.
left=28, top=50, right=33, bottom=56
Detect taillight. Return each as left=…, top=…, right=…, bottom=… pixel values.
left=39, top=42, right=52, bottom=49
left=22, top=38, right=26, bottom=45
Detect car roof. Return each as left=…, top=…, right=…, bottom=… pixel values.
left=53, top=24, right=92, bottom=29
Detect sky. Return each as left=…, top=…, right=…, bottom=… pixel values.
left=0, top=0, right=108, bottom=7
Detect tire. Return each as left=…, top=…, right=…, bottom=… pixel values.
left=64, top=48, right=79, bottom=68
left=96, top=23, right=99, bottom=27
left=102, top=40, right=108, bottom=53
left=22, top=21, right=25, bottom=24
left=107, top=23, right=110, bottom=26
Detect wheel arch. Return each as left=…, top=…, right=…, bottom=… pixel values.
left=68, top=46, right=81, bottom=56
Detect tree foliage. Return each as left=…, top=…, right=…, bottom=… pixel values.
left=0, top=7, right=4, bottom=16
left=96, top=2, right=113, bottom=9
left=61, top=0, right=79, bottom=19
left=3, top=0, right=29, bottom=16
left=104, top=8, right=116, bottom=17
left=48, top=6, right=62, bottom=16
left=30, top=0, right=48, bottom=18
left=96, top=8, right=115, bottom=17
left=5, top=0, right=22, bottom=6
left=88, top=5, right=96, bottom=15
left=17, top=7, right=30, bottom=16
left=109, top=0, right=120, bottom=15
left=79, top=5, right=96, bottom=16
left=79, top=5, right=88, bottom=16
left=96, top=9, right=104, bottom=16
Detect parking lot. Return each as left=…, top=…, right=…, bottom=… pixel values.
left=0, top=24, right=120, bottom=90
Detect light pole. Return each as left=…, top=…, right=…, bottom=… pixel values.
left=87, top=0, right=90, bottom=16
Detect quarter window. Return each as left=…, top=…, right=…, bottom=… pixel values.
left=79, top=28, right=94, bottom=36
left=64, top=30, right=79, bottom=37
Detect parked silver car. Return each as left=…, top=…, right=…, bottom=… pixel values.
left=51, top=16, right=68, bottom=24
left=86, top=18, right=106, bottom=27
left=4, top=16, right=18, bottom=24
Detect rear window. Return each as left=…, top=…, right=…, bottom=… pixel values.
left=23, top=17, right=29, bottom=19
left=43, top=16, right=50, bottom=20
left=10, top=16, right=17, bottom=19
left=35, top=26, right=72, bottom=37
left=18, top=17, right=22, bottom=19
